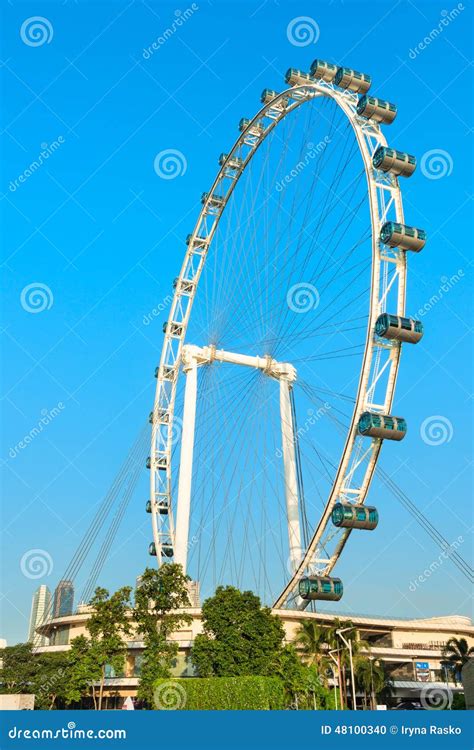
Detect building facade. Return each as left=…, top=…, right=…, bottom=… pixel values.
left=37, top=607, right=473, bottom=708
left=28, top=585, right=52, bottom=647
left=53, top=580, right=74, bottom=619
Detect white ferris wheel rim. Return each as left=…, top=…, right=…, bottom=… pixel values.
left=149, top=78, right=407, bottom=610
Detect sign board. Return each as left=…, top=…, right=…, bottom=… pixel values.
left=415, top=661, right=430, bottom=682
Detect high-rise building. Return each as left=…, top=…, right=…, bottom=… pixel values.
left=53, top=580, right=74, bottom=618
left=28, top=585, right=51, bottom=647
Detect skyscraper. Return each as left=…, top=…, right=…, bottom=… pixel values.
left=28, top=585, right=51, bottom=647
left=53, top=580, right=74, bottom=618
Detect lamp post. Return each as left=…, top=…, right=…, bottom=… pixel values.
left=328, top=649, right=340, bottom=710
left=369, top=656, right=376, bottom=710
left=337, top=627, right=357, bottom=711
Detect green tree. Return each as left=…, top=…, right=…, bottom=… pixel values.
left=191, top=586, right=285, bottom=678
left=33, top=651, right=71, bottom=710
left=442, top=638, right=474, bottom=684
left=133, top=565, right=192, bottom=707
left=86, top=586, right=132, bottom=710
left=275, top=646, right=335, bottom=709
left=63, top=635, right=102, bottom=709
left=294, top=620, right=332, bottom=678
left=0, top=643, right=36, bottom=693
left=354, top=657, right=386, bottom=710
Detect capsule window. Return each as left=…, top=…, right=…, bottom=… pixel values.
left=401, top=319, right=412, bottom=330
left=388, top=314, right=398, bottom=326
left=414, top=321, right=423, bottom=333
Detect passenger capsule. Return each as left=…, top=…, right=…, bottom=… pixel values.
left=375, top=313, right=423, bottom=344
left=356, top=95, right=397, bottom=124
left=309, top=59, right=338, bottom=82
left=161, top=365, right=175, bottom=380
left=146, top=500, right=169, bottom=515
left=162, top=321, right=184, bottom=337
left=299, top=576, right=343, bottom=601
left=186, top=234, right=208, bottom=248
left=358, top=411, right=407, bottom=441
left=201, top=192, right=225, bottom=209
left=150, top=408, right=169, bottom=423
left=334, top=67, right=371, bottom=94
left=146, top=456, right=151, bottom=469
left=218, top=153, right=243, bottom=170
left=372, top=147, right=416, bottom=178
left=285, top=68, right=314, bottom=86
left=156, top=456, right=167, bottom=471
left=331, top=502, right=379, bottom=530
left=149, top=541, right=173, bottom=557
left=261, top=89, right=289, bottom=110
left=261, top=88, right=278, bottom=103
left=238, top=118, right=265, bottom=136
left=156, top=365, right=175, bottom=380
left=173, top=277, right=195, bottom=294
left=380, top=222, right=426, bottom=252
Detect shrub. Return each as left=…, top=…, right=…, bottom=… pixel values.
left=153, top=676, right=286, bottom=710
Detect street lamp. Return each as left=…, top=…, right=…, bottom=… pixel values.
left=369, top=656, right=376, bottom=711
left=337, top=627, right=357, bottom=711
left=328, top=649, right=340, bottom=710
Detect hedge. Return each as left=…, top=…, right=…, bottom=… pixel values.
left=153, top=676, right=286, bottom=710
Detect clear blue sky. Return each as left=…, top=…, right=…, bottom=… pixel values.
left=1, top=0, right=472, bottom=645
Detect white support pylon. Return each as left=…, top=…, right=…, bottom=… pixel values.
left=279, top=376, right=302, bottom=573
left=174, top=344, right=301, bottom=577
left=174, top=352, right=198, bottom=573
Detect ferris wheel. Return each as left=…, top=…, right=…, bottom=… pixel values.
left=147, top=59, right=426, bottom=610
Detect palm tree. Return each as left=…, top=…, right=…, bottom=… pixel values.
left=355, top=657, right=386, bottom=710
left=294, top=620, right=330, bottom=669
left=442, top=638, right=474, bottom=684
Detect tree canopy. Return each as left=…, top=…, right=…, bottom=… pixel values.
left=191, top=586, right=285, bottom=677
